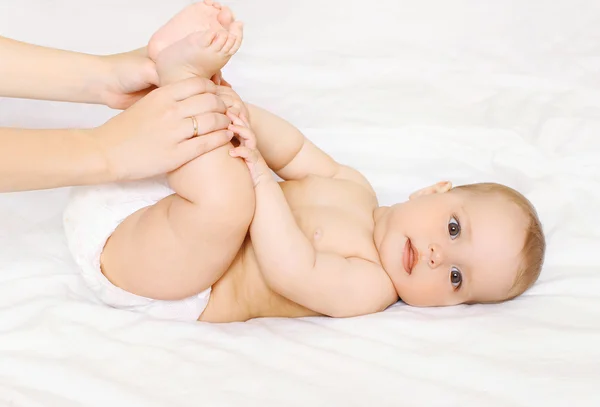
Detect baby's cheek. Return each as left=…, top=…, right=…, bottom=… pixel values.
left=402, top=276, right=448, bottom=307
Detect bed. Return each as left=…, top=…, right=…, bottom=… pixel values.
left=1, top=0, right=599, bottom=406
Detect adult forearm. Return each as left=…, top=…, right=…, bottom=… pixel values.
left=0, top=36, right=109, bottom=104
left=0, top=127, right=109, bottom=192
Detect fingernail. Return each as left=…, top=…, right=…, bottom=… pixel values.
left=229, top=149, right=235, bottom=156
left=226, top=131, right=234, bottom=137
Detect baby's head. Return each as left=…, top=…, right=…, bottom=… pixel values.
left=373, top=181, right=545, bottom=306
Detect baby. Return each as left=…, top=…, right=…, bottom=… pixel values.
left=64, top=1, right=546, bottom=323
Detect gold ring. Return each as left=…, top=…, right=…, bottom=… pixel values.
left=190, top=116, right=199, bottom=137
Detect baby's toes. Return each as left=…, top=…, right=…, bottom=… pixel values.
left=221, top=33, right=238, bottom=55
left=229, top=21, right=243, bottom=37
left=209, top=30, right=229, bottom=52
left=227, top=22, right=244, bottom=55
left=192, top=30, right=218, bottom=48
left=217, top=5, right=235, bottom=28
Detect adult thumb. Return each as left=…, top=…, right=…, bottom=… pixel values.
left=142, top=58, right=160, bottom=87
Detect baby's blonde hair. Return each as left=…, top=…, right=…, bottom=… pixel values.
left=452, top=182, right=545, bottom=301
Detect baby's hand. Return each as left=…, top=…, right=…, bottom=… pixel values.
left=227, top=112, right=270, bottom=186
left=218, top=85, right=250, bottom=124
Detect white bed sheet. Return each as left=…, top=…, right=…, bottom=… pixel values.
left=1, top=0, right=599, bottom=406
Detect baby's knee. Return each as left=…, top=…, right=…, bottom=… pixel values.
left=201, top=145, right=256, bottom=229
left=220, top=170, right=255, bottom=231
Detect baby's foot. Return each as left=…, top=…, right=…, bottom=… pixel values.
left=148, top=0, right=235, bottom=61
left=155, top=23, right=244, bottom=86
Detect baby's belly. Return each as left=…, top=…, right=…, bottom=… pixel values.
left=200, top=239, right=320, bottom=322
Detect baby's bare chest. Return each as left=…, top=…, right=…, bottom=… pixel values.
left=280, top=176, right=378, bottom=260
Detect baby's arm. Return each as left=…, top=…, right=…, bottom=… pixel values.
left=229, top=115, right=395, bottom=317
left=248, top=103, right=376, bottom=195
left=250, top=166, right=393, bottom=317
left=218, top=87, right=375, bottom=195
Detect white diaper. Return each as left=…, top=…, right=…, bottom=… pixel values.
left=63, top=177, right=211, bottom=322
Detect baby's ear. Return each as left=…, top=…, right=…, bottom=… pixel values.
left=409, top=181, right=452, bottom=200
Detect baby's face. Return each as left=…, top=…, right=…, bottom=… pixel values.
left=374, top=183, right=527, bottom=306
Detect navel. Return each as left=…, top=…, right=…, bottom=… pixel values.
left=313, top=228, right=323, bottom=241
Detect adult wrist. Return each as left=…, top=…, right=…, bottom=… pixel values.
left=77, top=127, right=116, bottom=184
left=93, top=55, right=119, bottom=107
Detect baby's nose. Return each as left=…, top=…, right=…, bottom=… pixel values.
left=427, top=244, right=444, bottom=269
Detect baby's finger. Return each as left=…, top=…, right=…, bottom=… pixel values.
left=227, top=123, right=250, bottom=146
left=226, top=110, right=246, bottom=127
left=232, top=114, right=246, bottom=127
left=240, top=113, right=250, bottom=127
left=228, top=146, right=248, bottom=159
left=228, top=146, right=257, bottom=162
left=228, top=124, right=256, bottom=149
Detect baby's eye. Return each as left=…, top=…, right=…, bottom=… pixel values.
left=448, top=216, right=461, bottom=239
left=450, top=267, right=462, bottom=289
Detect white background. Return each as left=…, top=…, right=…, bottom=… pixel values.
left=0, top=1, right=599, bottom=406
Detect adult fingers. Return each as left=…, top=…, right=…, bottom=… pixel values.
left=163, top=77, right=217, bottom=101
left=226, top=106, right=242, bottom=117
left=217, top=93, right=240, bottom=111
left=177, top=93, right=226, bottom=117
left=177, top=113, right=231, bottom=140
left=216, top=85, right=237, bottom=97
left=178, top=130, right=234, bottom=163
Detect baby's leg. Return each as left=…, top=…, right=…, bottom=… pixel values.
left=155, top=25, right=243, bottom=86
left=100, top=7, right=248, bottom=302
left=148, top=0, right=236, bottom=61
left=100, top=142, right=254, bottom=301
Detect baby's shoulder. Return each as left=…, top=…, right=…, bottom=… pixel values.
left=344, top=256, right=397, bottom=311
left=332, top=165, right=377, bottom=199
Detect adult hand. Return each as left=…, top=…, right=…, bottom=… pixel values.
left=94, top=77, right=233, bottom=181
left=0, top=36, right=159, bottom=108
left=99, top=48, right=160, bottom=110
